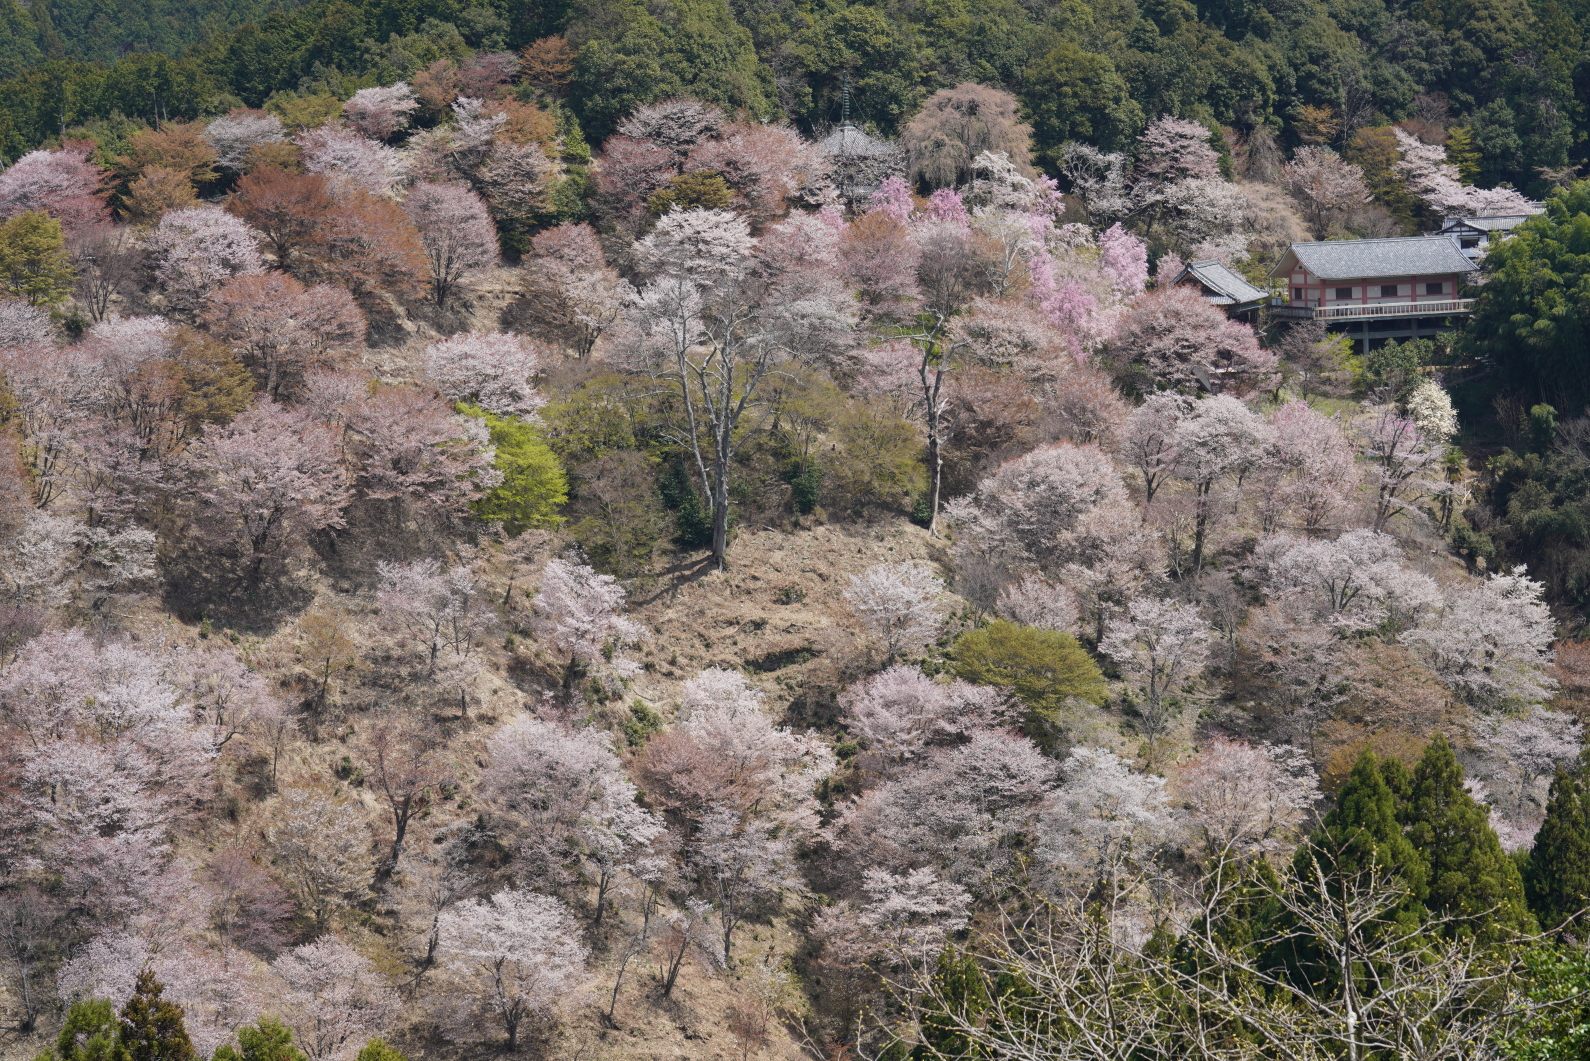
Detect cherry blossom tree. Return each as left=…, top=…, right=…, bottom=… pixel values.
left=690, top=807, right=801, bottom=964
left=296, top=127, right=409, bottom=197
left=995, top=573, right=1080, bottom=632
left=0, top=144, right=109, bottom=231
left=1392, top=128, right=1536, bottom=216
left=1263, top=400, right=1361, bottom=532
left=839, top=665, right=1008, bottom=773
left=901, top=84, right=1032, bottom=188
left=1256, top=528, right=1441, bottom=633
left=343, top=84, right=419, bottom=140
left=339, top=384, right=500, bottom=518
left=1281, top=147, right=1372, bottom=238
left=519, top=223, right=628, bottom=358
left=1106, top=285, right=1277, bottom=395
left=945, top=441, right=1140, bottom=575
left=1175, top=738, right=1320, bottom=861
left=145, top=206, right=265, bottom=313
left=832, top=731, right=1056, bottom=883
left=435, top=889, right=588, bottom=1051
left=375, top=559, right=493, bottom=709
left=201, top=844, right=294, bottom=953
left=639, top=668, right=834, bottom=834
left=481, top=715, right=663, bottom=908
left=1135, top=116, right=1220, bottom=185
left=529, top=557, right=643, bottom=691
left=1354, top=404, right=1442, bottom=531
left=0, top=295, right=51, bottom=345
left=622, top=206, right=848, bottom=569
left=1098, top=222, right=1149, bottom=297
left=403, top=182, right=499, bottom=306
left=1401, top=566, right=1556, bottom=709
left=182, top=398, right=350, bottom=582
left=1470, top=706, right=1583, bottom=819
left=843, top=561, right=945, bottom=662
left=273, top=937, right=401, bottom=1061
left=816, top=867, right=972, bottom=969
left=421, top=331, right=547, bottom=416
left=1035, top=746, right=1173, bottom=905
left=1170, top=395, right=1271, bottom=573
left=1099, top=597, right=1211, bottom=755
left=264, top=787, right=372, bottom=929
left=201, top=272, right=366, bottom=398
left=203, top=110, right=285, bottom=172
left=1122, top=393, right=1185, bottom=518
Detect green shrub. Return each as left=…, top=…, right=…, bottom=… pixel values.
left=952, top=619, right=1107, bottom=751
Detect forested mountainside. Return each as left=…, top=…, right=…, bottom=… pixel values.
left=7, top=3, right=1590, bottom=1060
left=1, top=0, right=1588, bottom=190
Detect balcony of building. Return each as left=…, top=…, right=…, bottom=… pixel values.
left=1270, top=298, right=1475, bottom=322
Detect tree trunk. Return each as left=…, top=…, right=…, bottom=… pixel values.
left=710, top=430, right=732, bottom=570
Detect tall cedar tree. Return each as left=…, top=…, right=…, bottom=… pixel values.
left=1404, top=735, right=1537, bottom=941
left=119, top=969, right=195, bottom=1061
left=1525, top=765, right=1590, bottom=932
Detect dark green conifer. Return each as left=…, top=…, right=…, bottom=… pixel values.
left=1525, top=765, right=1590, bottom=932
left=1404, top=735, right=1537, bottom=941
left=213, top=1020, right=306, bottom=1061
left=118, top=970, right=194, bottom=1061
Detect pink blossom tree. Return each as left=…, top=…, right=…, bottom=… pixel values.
left=1354, top=404, right=1442, bottom=532
left=201, top=271, right=366, bottom=398
left=265, top=788, right=372, bottom=928
left=838, top=665, right=1008, bottom=773
left=529, top=557, right=643, bottom=692
left=1035, top=746, right=1172, bottom=900
left=375, top=559, right=493, bottom=713
left=690, top=807, right=800, bottom=964
left=0, top=144, right=109, bottom=231
left=1262, top=400, right=1360, bottom=532
left=1097, top=222, right=1149, bottom=297
left=1392, top=128, right=1536, bottom=216
left=145, top=206, right=265, bottom=313
left=343, top=84, right=420, bottom=140
left=1170, top=394, right=1271, bottom=573
left=520, top=222, right=629, bottom=358
left=1175, top=738, right=1320, bottom=861
left=843, top=562, right=945, bottom=663
left=995, top=574, right=1079, bottom=631
left=435, top=889, right=588, bottom=1051
left=1256, top=528, right=1441, bottom=633
left=0, top=297, right=51, bottom=346
left=481, top=715, right=663, bottom=912
left=945, top=441, right=1139, bottom=574
left=339, top=383, right=500, bottom=517
left=403, top=181, right=499, bottom=306
left=296, top=127, right=410, bottom=196
left=421, top=330, right=547, bottom=416
left=1106, top=285, right=1277, bottom=395
left=181, top=398, right=351, bottom=582
left=1122, top=392, right=1186, bottom=518
left=1281, top=147, right=1371, bottom=238
left=1134, top=116, right=1221, bottom=185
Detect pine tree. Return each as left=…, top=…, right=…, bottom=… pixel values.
left=354, top=1041, right=406, bottom=1061
left=213, top=1020, right=306, bottom=1061
left=1404, top=735, right=1537, bottom=941
left=49, top=999, right=126, bottom=1061
left=118, top=970, right=195, bottom=1061
left=1525, top=766, right=1590, bottom=932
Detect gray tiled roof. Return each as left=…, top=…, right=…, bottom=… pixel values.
left=1277, top=236, right=1477, bottom=280
left=819, top=124, right=895, bottom=157
left=1442, top=213, right=1541, bottom=233
left=1180, top=258, right=1267, bottom=305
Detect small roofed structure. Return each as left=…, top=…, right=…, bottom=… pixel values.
left=819, top=122, right=901, bottom=209
left=1440, top=208, right=1545, bottom=262
left=1271, top=235, right=1477, bottom=352
left=1171, top=258, right=1269, bottom=320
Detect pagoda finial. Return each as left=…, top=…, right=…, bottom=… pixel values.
left=841, top=71, right=851, bottom=128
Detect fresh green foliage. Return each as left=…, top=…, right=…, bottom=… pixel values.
left=952, top=619, right=1107, bottom=750
left=353, top=1039, right=405, bottom=1061
left=460, top=404, right=569, bottom=535
left=212, top=1020, right=307, bottom=1061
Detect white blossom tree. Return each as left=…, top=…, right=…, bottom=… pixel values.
left=843, top=562, right=945, bottom=662
left=145, top=207, right=265, bottom=312
left=273, top=937, right=401, bottom=1061
left=529, top=557, right=643, bottom=693
left=1257, top=529, right=1441, bottom=633
left=839, top=665, right=1008, bottom=772
left=1175, top=738, right=1320, bottom=861
left=1035, top=746, right=1173, bottom=910
left=404, top=181, right=499, bottom=307
left=343, top=84, right=419, bottom=140
left=264, top=787, right=372, bottom=929
left=1099, top=597, right=1211, bottom=756
left=203, top=110, right=285, bottom=171
left=422, top=330, right=548, bottom=417
left=690, top=807, right=801, bottom=965
left=436, top=889, right=588, bottom=1051
left=1402, top=566, right=1557, bottom=709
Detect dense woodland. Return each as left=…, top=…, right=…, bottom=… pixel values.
left=4, top=5, right=1590, bottom=1061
